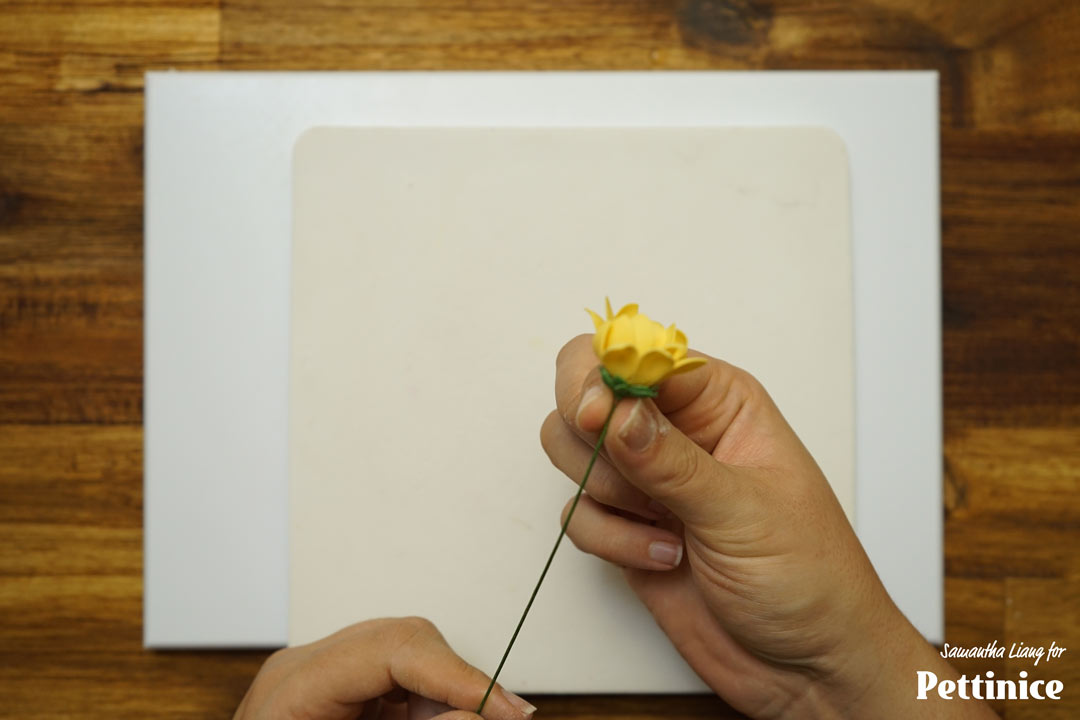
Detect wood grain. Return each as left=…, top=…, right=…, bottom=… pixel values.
left=2, top=0, right=1079, bottom=717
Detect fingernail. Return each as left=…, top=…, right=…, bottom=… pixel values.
left=500, top=687, right=537, bottom=718
left=648, top=540, right=683, bottom=568
left=618, top=399, right=657, bottom=452
left=575, top=384, right=604, bottom=430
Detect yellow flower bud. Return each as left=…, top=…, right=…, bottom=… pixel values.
left=586, top=297, right=707, bottom=388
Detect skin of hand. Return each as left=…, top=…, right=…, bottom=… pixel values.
left=234, top=617, right=537, bottom=720
left=541, top=335, right=997, bottom=720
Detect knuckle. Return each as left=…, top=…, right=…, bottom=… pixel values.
left=446, top=652, right=473, bottom=678
left=342, top=617, right=376, bottom=634
left=265, top=646, right=294, bottom=667
left=653, top=442, right=701, bottom=497
left=732, top=365, right=767, bottom=402
left=396, top=615, right=437, bottom=639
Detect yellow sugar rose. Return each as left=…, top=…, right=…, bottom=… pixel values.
left=586, top=297, right=707, bottom=388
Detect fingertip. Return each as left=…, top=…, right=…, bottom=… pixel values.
left=472, top=684, right=536, bottom=720
left=497, top=687, right=537, bottom=720
left=430, top=712, right=482, bottom=720
left=575, top=372, right=614, bottom=432
left=647, top=539, right=684, bottom=569
left=555, top=333, right=593, bottom=369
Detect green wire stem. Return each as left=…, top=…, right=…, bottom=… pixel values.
left=476, top=397, right=621, bottom=714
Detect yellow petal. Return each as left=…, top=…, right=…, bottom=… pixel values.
left=649, top=317, right=668, bottom=350
left=587, top=299, right=701, bottom=381
left=586, top=307, right=605, bottom=331
left=653, top=322, right=668, bottom=351
left=607, top=314, right=635, bottom=348
left=665, top=343, right=687, bottom=361
left=593, top=320, right=613, bottom=358
left=668, top=356, right=708, bottom=377
left=629, top=349, right=675, bottom=386
left=601, top=345, right=640, bottom=380
left=630, top=313, right=656, bottom=351
left=672, top=327, right=688, bottom=348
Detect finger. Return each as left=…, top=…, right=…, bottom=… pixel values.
left=562, top=493, right=684, bottom=570
left=554, top=335, right=614, bottom=439
left=408, top=694, right=455, bottom=720
left=603, top=397, right=756, bottom=529
left=387, top=619, right=536, bottom=720
left=540, top=409, right=661, bottom=519
left=569, top=366, right=615, bottom=436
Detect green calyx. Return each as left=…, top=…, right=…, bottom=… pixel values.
left=600, top=366, right=659, bottom=398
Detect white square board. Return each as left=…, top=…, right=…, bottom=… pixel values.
left=144, top=71, right=941, bottom=652
left=289, top=126, right=854, bottom=692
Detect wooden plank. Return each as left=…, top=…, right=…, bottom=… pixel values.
left=0, top=267, right=142, bottom=424
left=944, top=427, right=1079, bottom=717
left=1002, top=570, right=1080, bottom=719
left=969, top=2, right=1080, bottom=129
left=0, top=2, right=220, bottom=99
left=1, top=0, right=1079, bottom=717
left=0, top=424, right=142, bottom=527
left=0, top=649, right=264, bottom=719
left=219, top=0, right=971, bottom=126
left=945, top=427, right=1080, bottom=524
left=864, top=0, right=1063, bottom=49
left=0, top=5, right=219, bottom=56
left=945, top=427, right=1080, bottom=580
left=942, top=130, right=1080, bottom=428
left=218, top=0, right=1080, bottom=130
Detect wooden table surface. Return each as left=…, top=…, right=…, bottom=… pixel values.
left=1, top=1, right=1078, bottom=718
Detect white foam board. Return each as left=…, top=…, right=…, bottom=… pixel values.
left=144, top=71, right=941, bottom=650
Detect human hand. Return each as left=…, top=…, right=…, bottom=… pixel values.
left=541, top=335, right=993, bottom=719
left=234, top=617, right=537, bottom=720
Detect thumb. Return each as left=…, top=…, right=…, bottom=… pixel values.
left=408, top=695, right=455, bottom=720
left=603, top=396, right=748, bottom=528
